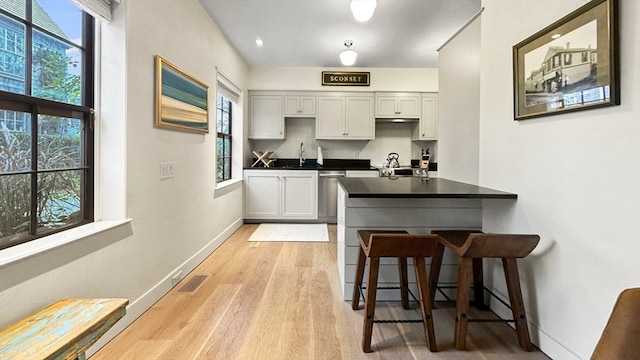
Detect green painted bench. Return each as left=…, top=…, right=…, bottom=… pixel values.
left=0, top=298, right=128, bottom=360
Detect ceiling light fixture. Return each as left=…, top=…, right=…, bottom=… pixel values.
left=255, top=38, right=263, bottom=46
left=350, top=0, right=377, bottom=22
left=339, top=40, right=358, bottom=66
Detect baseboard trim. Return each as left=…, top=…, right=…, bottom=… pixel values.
left=490, top=293, right=583, bottom=360
left=86, top=217, right=244, bottom=356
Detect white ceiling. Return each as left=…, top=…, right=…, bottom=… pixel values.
left=199, top=0, right=481, bottom=68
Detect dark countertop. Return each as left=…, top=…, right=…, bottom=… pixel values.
left=337, top=177, right=517, bottom=199
left=245, top=158, right=378, bottom=171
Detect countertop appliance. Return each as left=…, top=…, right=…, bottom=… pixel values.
left=376, top=166, right=417, bottom=177
left=377, top=162, right=438, bottom=177
left=386, top=152, right=400, bottom=168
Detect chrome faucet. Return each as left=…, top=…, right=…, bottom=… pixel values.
left=299, top=142, right=305, bottom=167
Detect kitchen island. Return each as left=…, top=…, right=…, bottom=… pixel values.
left=336, top=177, right=517, bottom=301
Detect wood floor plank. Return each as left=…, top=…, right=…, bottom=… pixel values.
left=116, top=340, right=171, bottom=360
left=155, top=285, right=241, bottom=359
left=92, top=224, right=551, bottom=360
left=234, top=241, right=297, bottom=360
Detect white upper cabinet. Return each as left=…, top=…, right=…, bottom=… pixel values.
left=249, top=94, right=284, bottom=139
left=317, top=96, right=345, bottom=138
left=412, top=93, right=439, bottom=140
left=316, top=93, right=374, bottom=140
left=284, top=95, right=316, bottom=117
left=345, top=96, right=375, bottom=139
left=375, top=92, right=421, bottom=118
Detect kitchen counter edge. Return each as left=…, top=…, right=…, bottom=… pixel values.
left=337, top=177, right=517, bottom=199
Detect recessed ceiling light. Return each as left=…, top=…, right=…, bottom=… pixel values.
left=255, top=38, right=263, bottom=46
left=551, top=33, right=561, bottom=39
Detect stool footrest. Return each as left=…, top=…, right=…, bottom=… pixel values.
left=359, top=286, right=420, bottom=303
left=468, top=318, right=515, bottom=323
left=374, top=319, right=425, bottom=324
left=434, top=285, right=513, bottom=310
left=372, top=286, right=401, bottom=290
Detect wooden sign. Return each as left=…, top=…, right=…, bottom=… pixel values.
left=322, top=71, right=370, bottom=86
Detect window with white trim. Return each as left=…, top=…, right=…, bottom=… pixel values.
left=216, top=93, right=232, bottom=182
left=0, top=0, right=95, bottom=250
left=215, top=70, right=241, bottom=185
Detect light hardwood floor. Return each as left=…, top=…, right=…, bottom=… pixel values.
left=92, top=224, right=551, bottom=360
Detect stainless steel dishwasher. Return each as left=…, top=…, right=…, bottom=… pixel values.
left=318, top=170, right=345, bottom=223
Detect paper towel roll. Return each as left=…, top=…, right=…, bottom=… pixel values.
left=317, top=146, right=324, bottom=165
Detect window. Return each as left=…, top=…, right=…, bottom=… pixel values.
left=216, top=94, right=232, bottom=182
left=0, top=1, right=94, bottom=250
left=215, top=70, right=241, bottom=186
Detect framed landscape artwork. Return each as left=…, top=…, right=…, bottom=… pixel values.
left=512, top=0, right=619, bottom=120
left=155, top=56, right=210, bottom=133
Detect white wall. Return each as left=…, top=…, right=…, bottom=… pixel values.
left=437, top=16, right=481, bottom=183
left=0, top=0, right=248, bottom=354
left=249, top=67, right=438, bottom=92
left=477, top=1, right=640, bottom=359
left=248, top=67, right=439, bottom=167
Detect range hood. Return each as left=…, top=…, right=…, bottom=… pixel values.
left=375, top=117, right=419, bottom=123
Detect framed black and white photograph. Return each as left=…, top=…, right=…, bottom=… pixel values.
left=513, top=0, right=619, bottom=120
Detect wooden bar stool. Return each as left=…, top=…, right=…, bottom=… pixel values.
left=429, top=230, right=539, bottom=351
left=352, top=230, right=439, bottom=353
left=591, top=288, right=640, bottom=359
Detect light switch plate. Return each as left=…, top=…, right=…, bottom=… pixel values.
left=160, top=162, right=175, bottom=179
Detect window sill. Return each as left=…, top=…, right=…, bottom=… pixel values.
left=0, top=219, right=132, bottom=268
left=215, top=178, right=243, bottom=191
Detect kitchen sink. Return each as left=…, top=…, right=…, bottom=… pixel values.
left=279, top=164, right=319, bottom=169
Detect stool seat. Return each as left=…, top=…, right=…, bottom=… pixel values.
left=430, top=230, right=540, bottom=351
left=358, top=230, right=439, bottom=258
left=352, top=230, right=439, bottom=353
left=435, top=230, right=539, bottom=258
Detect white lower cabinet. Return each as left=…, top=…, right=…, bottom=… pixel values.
left=244, top=170, right=318, bottom=220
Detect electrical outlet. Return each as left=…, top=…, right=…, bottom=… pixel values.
left=160, top=162, right=175, bottom=179
left=171, top=270, right=183, bottom=286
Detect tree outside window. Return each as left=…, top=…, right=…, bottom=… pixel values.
left=0, top=0, right=94, bottom=250
left=216, top=94, right=232, bottom=182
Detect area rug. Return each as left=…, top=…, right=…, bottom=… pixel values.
left=248, top=223, right=329, bottom=242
